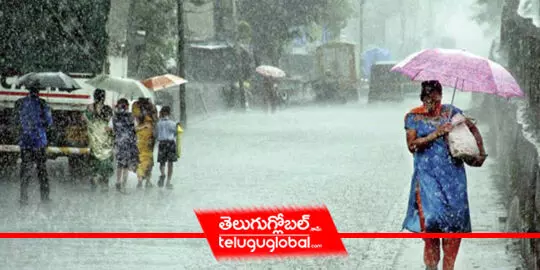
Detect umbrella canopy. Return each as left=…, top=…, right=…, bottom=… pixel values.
left=85, top=74, right=155, bottom=102
left=16, top=72, right=81, bottom=92
left=391, top=48, right=523, bottom=99
left=256, top=65, right=286, bottom=79
left=141, top=74, right=187, bottom=91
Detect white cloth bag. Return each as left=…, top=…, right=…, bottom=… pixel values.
left=447, top=113, right=480, bottom=158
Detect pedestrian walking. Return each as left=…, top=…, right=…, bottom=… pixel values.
left=263, top=78, right=277, bottom=114
left=132, top=97, right=158, bottom=188
left=402, top=80, right=488, bottom=270
left=84, top=89, right=115, bottom=191
left=13, top=82, right=53, bottom=205
left=109, top=98, right=139, bottom=192
left=156, top=106, right=179, bottom=189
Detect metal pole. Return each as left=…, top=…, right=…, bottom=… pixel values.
left=232, top=0, right=246, bottom=111
left=177, top=0, right=187, bottom=127
left=359, top=0, right=364, bottom=79
left=126, top=0, right=137, bottom=77
left=359, top=0, right=364, bottom=53
left=400, top=0, right=406, bottom=55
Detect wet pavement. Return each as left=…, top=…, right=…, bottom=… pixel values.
left=0, top=93, right=522, bottom=269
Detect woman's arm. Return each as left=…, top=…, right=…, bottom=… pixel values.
left=105, top=118, right=113, bottom=133
left=134, top=117, right=145, bottom=131
left=406, top=123, right=452, bottom=153
left=404, top=113, right=446, bottom=153
left=136, top=121, right=153, bottom=131
left=406, top=129, right=440, bottom=153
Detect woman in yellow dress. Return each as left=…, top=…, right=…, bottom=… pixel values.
left=132, top=97, right=158, bottom=188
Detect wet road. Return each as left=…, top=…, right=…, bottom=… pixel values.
left=0, top=93, right=517, bottom=269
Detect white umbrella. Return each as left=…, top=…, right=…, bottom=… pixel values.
left=85, top=74, right=156, bottom=102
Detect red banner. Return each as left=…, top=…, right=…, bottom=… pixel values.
left=194, top=205, right=347, bottom=260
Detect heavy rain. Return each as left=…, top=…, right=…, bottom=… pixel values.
left=0, top=0, right=538, bottom=269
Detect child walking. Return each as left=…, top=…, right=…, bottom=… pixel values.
left=156, top=106, right=179, bottom=189
left=109, top=98, right=139, bottom=192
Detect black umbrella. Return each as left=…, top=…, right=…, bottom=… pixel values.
left=16, top=72, right=81, bottom=92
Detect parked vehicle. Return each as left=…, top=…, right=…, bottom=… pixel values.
left=0, top=72, right=122, bottom=178
left=367, top=61, right=416, bottom=103
left=313, top=41, right=359, bottom=103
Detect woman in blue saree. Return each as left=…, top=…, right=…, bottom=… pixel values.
left=403, top=80, right=487, bottom=270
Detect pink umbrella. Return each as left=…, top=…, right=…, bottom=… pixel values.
left=391, top=48, right=524, bottom=103
left=256, top=65, right=286, bottom=79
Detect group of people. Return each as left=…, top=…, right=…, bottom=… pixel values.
left=84, top=89, right=181, bottom=192
left=15, top=87, right=181, bottom=205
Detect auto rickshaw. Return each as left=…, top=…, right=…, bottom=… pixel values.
left=313, top=41, right=359, bottom=103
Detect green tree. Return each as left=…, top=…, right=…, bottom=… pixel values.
left=320, top=0, right=353, bottom=40
left=0, top=0, right=110, bottom=75
left=127, top=0, right=177, bottom=79
left=237, top=0, right=352, bottom=65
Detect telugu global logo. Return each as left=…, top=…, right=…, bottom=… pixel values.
left=194, top=205, right=347, bottom=260
left=219, top=235, right=313, bottom=253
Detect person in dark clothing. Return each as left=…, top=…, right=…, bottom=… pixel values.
left=263, top=78, right=277, bottom=114
left=13, top=83, right=53, bottom=205
left=108, top=98, right=139, bottom=192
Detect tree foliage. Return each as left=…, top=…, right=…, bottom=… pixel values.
left=472, top=0, right=505, bottom=31
left=127, top=0, right=177, bottom=79
left=0, top=0, right=110, bottom=75
left=237, top=0, right=352, bottom=65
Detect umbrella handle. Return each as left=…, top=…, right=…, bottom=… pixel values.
left=450, top=78, right=465, bottom=105
left=450, top=78, right=458, bottom=105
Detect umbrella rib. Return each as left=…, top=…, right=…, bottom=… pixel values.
left=410, top=69, right=424, bottom=81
